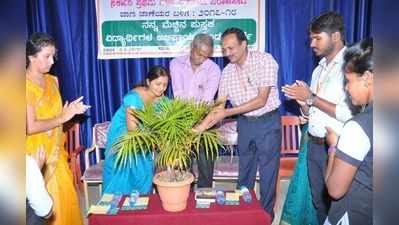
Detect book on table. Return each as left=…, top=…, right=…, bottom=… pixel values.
left=121, top=196, right=149, bottom=210
left=195, top=201, right=211, bottom=209
left=224, top=191, right=240, bottom=205
left=195, top=188, right=216, bottom=203
left=87, top=193, right=122, bottom=215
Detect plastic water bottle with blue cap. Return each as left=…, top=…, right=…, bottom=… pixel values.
left=129, top=190, right=139, bottom=207
left=215, top=189, right=225, bottom=205
left=240, top=186, right=252, bottom=203
left=111, top=192, right=123, bottom=208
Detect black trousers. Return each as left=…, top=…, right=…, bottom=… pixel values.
left=195, top=146, right=216, bottom=188
left=236, top=110, right=281, bottom=217
left=26, top=200, right=47, bottom=225
left=307, top=139, right=331, bottom=224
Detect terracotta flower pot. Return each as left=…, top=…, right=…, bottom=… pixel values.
left=153, top=171, right=194, bottom=212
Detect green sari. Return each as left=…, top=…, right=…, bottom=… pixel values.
left=280, top=124, right=319, bottom=225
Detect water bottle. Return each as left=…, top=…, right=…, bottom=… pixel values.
left=215, top=190, right=225, bottom=205
left=111, top=192, right=122, bottom=208
left=240, top=186, right=252, bottom=203
left=129, top=190, right=139, bottom=207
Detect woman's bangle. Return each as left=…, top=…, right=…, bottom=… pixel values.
left=328, top=146, right=337, bottom=154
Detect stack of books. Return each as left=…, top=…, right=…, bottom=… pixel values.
left=88, top=193, right=122, bottom=215
left=87, top=204, right=111, bottom=215
left=224, top=190, right=240, bottom=205
left=121, top=196, right=149, bottom=210
left=195, top=188, right=216, bottom=208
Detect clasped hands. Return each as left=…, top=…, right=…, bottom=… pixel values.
left=61, top=96, right=91, bottom=122
left=281, top=80, right=312, bottom=106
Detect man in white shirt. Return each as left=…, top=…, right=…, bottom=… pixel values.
left=282, top=12, right=353, bottom=224
left=26, top=147, right=53, bottom=225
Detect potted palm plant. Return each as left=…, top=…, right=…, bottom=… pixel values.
left=112, top=98, right=223, bottom=212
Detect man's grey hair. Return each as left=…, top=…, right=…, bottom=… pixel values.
left=191, top=33, right=214, bottom=50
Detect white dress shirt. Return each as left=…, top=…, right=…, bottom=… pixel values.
left=308, top=47, right=353, bottom=137
left=26, top=155, right=53, bottom=217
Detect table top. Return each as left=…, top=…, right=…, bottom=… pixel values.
left=89, top=191, right=271, bottom=225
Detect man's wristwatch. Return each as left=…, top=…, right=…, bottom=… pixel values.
left=306, top=93, right=316, bottom=106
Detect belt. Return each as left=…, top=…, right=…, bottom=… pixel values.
left=308, top=133, right=326, bottom=145
left=241, top=109, right=279, bottom=121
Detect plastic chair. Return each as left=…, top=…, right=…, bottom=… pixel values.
left=81, top=121, right=110, bottom=210
left=210, top=119, right=260, bottom=190
left=211, top=119, right=239, bottom=185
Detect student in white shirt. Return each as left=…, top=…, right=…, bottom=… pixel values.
left=282, top=12, right=353, bottom=224
left=26, top=146, right=53, bottom=225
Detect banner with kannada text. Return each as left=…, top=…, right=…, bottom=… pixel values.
left=96, top=0, right=265, bottom=59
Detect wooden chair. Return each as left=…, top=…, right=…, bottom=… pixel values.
left=279, top=116, right=301, bottom=177
left=81, top=121, right=110, bottom=210
left=274, top=116, right=301, bottom=212
left=64, top=122, right=84, bottom=192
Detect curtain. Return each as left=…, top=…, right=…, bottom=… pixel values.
left=27, top=0, right=372, bottom=148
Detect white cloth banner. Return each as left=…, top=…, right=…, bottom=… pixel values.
left=96, top=0, right=265, bottom=59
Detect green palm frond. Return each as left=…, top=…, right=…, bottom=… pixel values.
left=113, top=98, right=222, bottom=175
left=192, top=129, right=223, bottom=160
left=112, top=129, right=156, bottom=169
